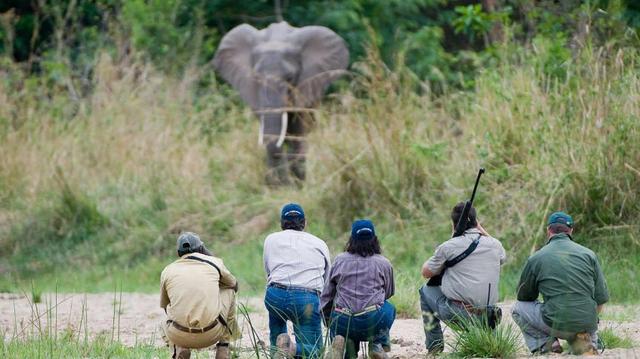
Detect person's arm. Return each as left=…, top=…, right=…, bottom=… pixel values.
left=263, top=237, right=271, bottom=278
left=499, top=242, right=507, bottom=265
left=593, top=255, right=609, bottom=306
left=218, top=260, right=239, bottom=292
left=320, top=263, right=338, bottom=323
left=160, top=270, right=170, bottom=309
left=421, top=243, right=447, bottom=279
left=322, top=243, right=332, bottom=284
left=384, top=260, right=395, bottom=299
left=516, top=259, right=539, bottom=301
left=477, top=223, right=490, bottom=237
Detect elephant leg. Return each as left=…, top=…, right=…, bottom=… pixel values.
left=265, top=141, right=289, bottom=186
left=285, top=113, right=307, bottom=182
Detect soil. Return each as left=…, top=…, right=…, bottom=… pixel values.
left=1, top=293, right=638, bottom=358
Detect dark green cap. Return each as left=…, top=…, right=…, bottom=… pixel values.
left=547, top=211, right=573, bottom=228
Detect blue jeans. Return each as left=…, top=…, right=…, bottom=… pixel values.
left=265, top=286, right=322, bottom=358
left=329, top=301, right=395, bottom=355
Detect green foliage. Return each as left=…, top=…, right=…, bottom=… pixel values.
left=599, top=327, right=634, bottom=349
left=1, top=0, right=637, bottom=89
left=448, top=316, right=522, bottom=358
left=452, top=4, right=492, bottom=41
left=0, top=334, right=164, bottom=358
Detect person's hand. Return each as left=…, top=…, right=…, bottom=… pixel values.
left=477, top=222, right=490, bottom=237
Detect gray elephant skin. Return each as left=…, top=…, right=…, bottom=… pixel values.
left=213, top=21, right=349, bottom=185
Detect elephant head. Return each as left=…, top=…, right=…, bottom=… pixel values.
left=213, top=21, right=349, bottom=185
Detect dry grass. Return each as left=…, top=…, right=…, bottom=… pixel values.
left=0, top=43, right=639, bottom=303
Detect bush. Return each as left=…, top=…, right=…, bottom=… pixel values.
left=448, top=316, right=522, bottom=358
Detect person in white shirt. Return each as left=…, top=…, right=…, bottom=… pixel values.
left=263, top=203, right=331, bottom=359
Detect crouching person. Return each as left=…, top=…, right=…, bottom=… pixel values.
left=263, top=203, right=331, bottom=358
left=419, top=203, right=506, bottom=354
left=321, top=220, right=396, bottom=359
left=160, top=232, right=239, bottom=359
left=512, top=212, right=609, bottom=355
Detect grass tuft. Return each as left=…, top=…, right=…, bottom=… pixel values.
left=448, top=316, right=522, bottom=358
left=599, top=327, right=634, bottom=349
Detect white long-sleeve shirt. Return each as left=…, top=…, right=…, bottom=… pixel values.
left=263, top=229, right=331, bottom=292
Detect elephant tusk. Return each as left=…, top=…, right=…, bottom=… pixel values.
left=258, top=115, right=264, bottom=146
left=276, top=112, right=288, bottom=148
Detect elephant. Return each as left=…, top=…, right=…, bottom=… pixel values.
left=213, top=21, right=349, bottom=185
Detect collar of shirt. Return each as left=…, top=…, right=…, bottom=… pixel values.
left=547, top=233, right=572, bottom=244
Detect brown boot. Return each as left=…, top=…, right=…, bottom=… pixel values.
left=571, top=333, right=598, bottom=355
left=368, top=343, right=389, bottom=359
left=325, top=335, right=345, bottom=359
left=176, top=347, right=191, bottom=359
left=275, top=333, right=296, bottom=358
left=215, top=343, right=230, bottom=359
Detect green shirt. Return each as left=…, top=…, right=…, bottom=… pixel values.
left=517, top=233, right=609, bottom=333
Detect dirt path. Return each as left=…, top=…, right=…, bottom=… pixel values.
left=1, top=293, right=638, bottom=358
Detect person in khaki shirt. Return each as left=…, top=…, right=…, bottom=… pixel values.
left=160, top=232, right=239, bottom=359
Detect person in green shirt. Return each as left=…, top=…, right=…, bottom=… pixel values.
left=512, top=211, right=609, bottom=355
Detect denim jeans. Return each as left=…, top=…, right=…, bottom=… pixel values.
left=265, top=286, right=323, bottom=358
left=329, top=301, right=395, bottom=356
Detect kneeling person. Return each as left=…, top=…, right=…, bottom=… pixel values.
left=512, top=212, right=609, bottom=355
left=160, top=232, right=239, bottom=359
left=419, top=203, right=506, bottom=353
left=321, top=220, right=396, bottom=359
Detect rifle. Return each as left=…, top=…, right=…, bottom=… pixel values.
left=427, top=168, right=485, bottom=287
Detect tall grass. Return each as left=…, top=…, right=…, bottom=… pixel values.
left=0, top=39, right=639, bottom=309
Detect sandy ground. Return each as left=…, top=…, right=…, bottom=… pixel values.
left=1, top=293, right=638, bottom=358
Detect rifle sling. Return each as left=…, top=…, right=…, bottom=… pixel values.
left=443, top=233, right=482, bottom=268
left=185, top=255, right=222, bottom=278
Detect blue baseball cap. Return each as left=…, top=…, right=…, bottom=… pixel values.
left=351, top=219, right=376, bottom=240
left=281, top=203, right=305, bottom=221
left=547, top=211, right=573, bottom=228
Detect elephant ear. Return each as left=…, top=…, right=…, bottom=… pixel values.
left=292, top=26, right=349, bottom=107
left=213, top=24, right=261, bottom=110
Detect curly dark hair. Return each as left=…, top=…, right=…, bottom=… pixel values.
left=345, top=235, right=382, bottom=257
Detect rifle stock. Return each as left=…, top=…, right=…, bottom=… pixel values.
left=427, top=168, right=485, bottom=287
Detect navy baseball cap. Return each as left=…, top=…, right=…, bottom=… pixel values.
left=351, top=219, right=375, bottom=240
left=547, top=211, right=573, bottom=228
left=281, top=203, right=305, bottom=221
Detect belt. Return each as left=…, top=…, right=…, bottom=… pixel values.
left=334, top=305, right=380, bottom=317
left=168, top=317, right=219, bottom=334
left=269, top=282, right=320, bottom=295
left=449, top=300, right=485, bottom=315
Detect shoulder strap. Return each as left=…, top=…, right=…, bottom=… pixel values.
left=185, top=255, right=222, bottom=277
left=443, top=234, right=481, bottom=268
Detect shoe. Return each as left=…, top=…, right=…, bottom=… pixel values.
left=537, top=338, right=563, bottom=354
left=325, top=335, right=345, bottom=359
left=570, top=333, right=598, bottom=355
left=427, top=341, right=444, bottom=355
left=368, top=343, right=389, bottom=359
left=176, top=347, right=191, bottom=359
left=215, top=343, right=230, bottom=359
left=275, top=333, right=295, bottom=358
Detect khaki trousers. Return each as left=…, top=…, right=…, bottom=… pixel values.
left=161, top=288, right=239, bottom=351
